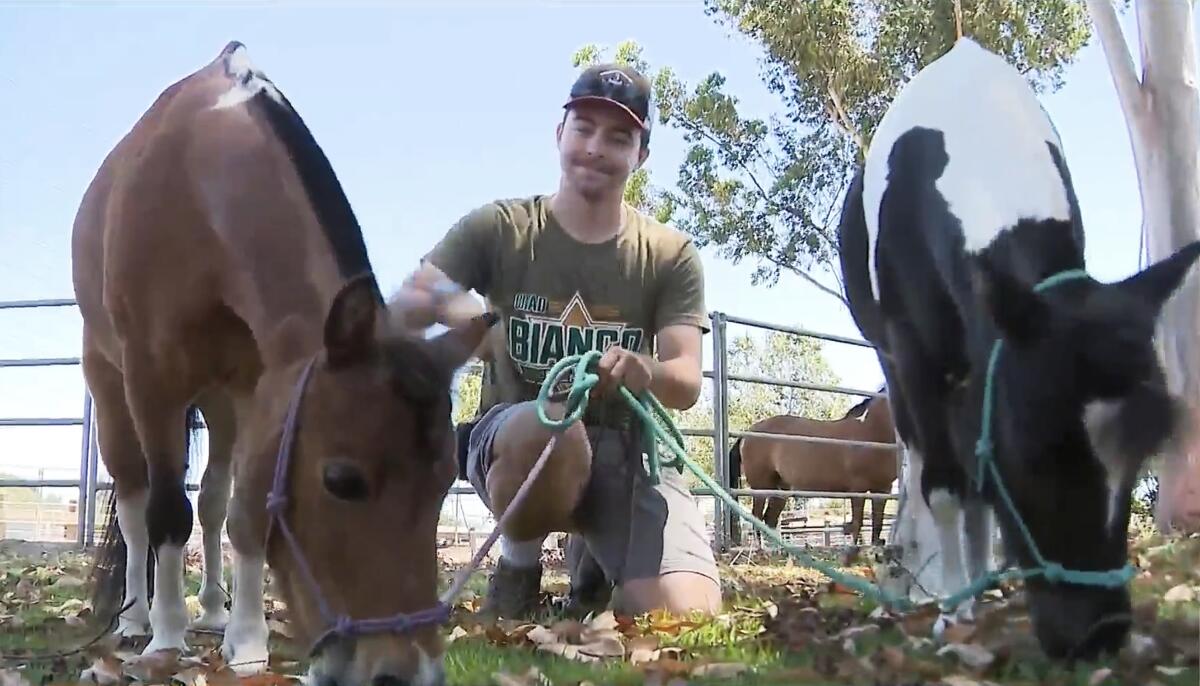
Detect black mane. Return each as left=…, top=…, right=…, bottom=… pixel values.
left=249, top=83, right=381, bottom=303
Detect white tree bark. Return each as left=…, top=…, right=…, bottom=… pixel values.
left=1086, top=0, right=1200, bottom=532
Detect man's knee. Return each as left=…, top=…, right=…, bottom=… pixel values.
left=484, top=403, right=593, bottom=538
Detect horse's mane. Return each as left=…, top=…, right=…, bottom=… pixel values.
left=247, top=84, right=382, bottom=304
left=842, top=383, right=887, bottom=419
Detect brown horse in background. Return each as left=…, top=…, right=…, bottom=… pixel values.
left=72, top=41, right=490, bottom=686
left=729, top=388, right=898, bottom=545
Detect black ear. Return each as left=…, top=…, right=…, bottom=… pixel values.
left=324, top=273, right=383, bottom=368
left=974, top=255, right=1050, bottom=345
left=1116, top=240, right=1200, bottom=315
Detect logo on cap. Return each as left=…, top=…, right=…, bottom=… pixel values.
left=598, top=69, right=633, bottom=88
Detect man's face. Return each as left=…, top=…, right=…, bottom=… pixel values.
left=556, top=103, right=649, bottom=202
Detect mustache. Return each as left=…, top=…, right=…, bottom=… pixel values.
left=569, top=156, right=617, bottom=174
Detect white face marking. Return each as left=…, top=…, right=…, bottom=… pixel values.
left=1083, top=399, right=1127, bottom=530
left=212, top=44, right=283, bottom=110
left=862, top=37, right=1073, bottom=297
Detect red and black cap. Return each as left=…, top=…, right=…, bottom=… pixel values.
left=564, top=63, right=653, bottom=136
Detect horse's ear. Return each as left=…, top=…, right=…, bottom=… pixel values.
left=428, top=311, right=499, bottom=372
left=324, top=273, right=382, bottom=368
left=1114, top=240, right=1200, bottom=315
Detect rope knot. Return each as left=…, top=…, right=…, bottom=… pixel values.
left=333, top=616, right=355, bottom=637
left=265, top=492, right=287, bottom=514
left=1042, top=563, right=1066, bottom=584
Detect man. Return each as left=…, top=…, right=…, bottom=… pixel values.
left=394, top=63, right=721, bottom=618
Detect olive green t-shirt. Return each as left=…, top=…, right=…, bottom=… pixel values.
left=424, top=195, right=709, bottom=427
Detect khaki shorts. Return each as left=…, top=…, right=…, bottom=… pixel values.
left=464, top=402, right=720, bottom=586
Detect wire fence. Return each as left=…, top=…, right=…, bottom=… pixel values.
left=0, top=298, right=901, bottom=552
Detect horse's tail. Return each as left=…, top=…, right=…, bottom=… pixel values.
left=89, top=404, right=203, bottom=624
left=728, top=437, right=744, bottom=489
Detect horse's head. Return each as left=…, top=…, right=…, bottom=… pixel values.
left=972, top=240, right=1200, bottom=659
left=255, top=274, right=494, bottom=686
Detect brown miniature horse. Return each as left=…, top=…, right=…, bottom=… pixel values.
left=72, top=41, right=491, bottom=686
left=729, top=389, right=898, bottom=545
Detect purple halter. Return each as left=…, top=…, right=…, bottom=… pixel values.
left=263, top=356, right=452, bottom=656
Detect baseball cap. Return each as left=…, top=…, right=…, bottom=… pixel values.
left=564, top=63, right=653, bottom=137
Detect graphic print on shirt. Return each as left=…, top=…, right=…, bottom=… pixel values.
left=507, top=291, right=644, bottom=393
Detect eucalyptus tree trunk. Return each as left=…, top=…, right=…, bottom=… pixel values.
left=1086, top=0, right=1200, bottom=533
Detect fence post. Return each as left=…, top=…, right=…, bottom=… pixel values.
left=75, top=392, right=93, bottom=547
left=709, top=311, right=727, bottom=551
left=84, top=420, right=100, bottom=547
left=713, top=312, right=733, bottom=550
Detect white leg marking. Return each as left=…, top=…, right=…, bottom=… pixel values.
left=220, top=552, right=270, bottom=675
left=928, top=488, right=973, bottom=633
left=499, top=534, right=545, bottom=568
left=116, top=491, right=151, bottom=638
left=143, top=543, right=188, bottom=654
left=962, top=497, right=994, bottom=602
left=415, top=644, right=446, bottom=686
left=194, top=463, right=232, bottom=630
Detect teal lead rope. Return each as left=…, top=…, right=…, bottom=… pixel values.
left=535, top=269, right=1137, bottom=614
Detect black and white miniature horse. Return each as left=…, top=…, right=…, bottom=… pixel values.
left=838, top=37, right=1200, bottom=660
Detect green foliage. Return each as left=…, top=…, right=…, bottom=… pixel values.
left=452, top=365, right=483, bottom=425
left=572, top=2, right=1092, bottom=292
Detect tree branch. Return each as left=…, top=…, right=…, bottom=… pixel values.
left=673, top=112, right=842, bottom=255
left=759, top=251, right=848, bottom=306
left=826, top=86, right=867, bottom=153
left=1085, top=0, right=1148, bottom=136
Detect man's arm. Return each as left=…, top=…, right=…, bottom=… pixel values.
left=646, top=324, right=703, bottom=410
left=597, top=237, right=708, bottom=410
left=387, top=203, right=500, bottom=333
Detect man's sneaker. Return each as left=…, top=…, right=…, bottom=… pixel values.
left=480, top=558, right=543, bottom=619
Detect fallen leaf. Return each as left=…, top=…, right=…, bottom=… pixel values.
left=690, top=662, right=748, bottom=678
left=628, top=636, right=660, bottom=665
left=172, top=667, right=208, bottom=686
left=576, top=634, right=624, bottom=660
left=940, top=621, right=978, bottom=644
left=0, top=670, right=32, bottom=686
left=936, top=643, right=996, bottom=670
left=491, top=667, right=548, bottom=686
left=446, top=626, right=469, bottom=643
left=80, top=656, right=124, bottom=685
left=1088, top=667, right=1114, bottom=686
left=941, top=677, right=987, bottom=686
left=122, top=649, right=185, bottom=682
left=1163, top=584, right=1196, bottom=603
left=239, top=675, right=295, bottom=686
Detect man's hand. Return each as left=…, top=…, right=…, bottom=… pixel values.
left=595, top=346, right=654, bottom=397
left=388, top=262, right=484, bottom=334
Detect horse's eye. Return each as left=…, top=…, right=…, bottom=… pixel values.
left=322, top=460, right=369, bottom=501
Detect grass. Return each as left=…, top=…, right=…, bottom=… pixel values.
left=0, top=530, right=1197, bottom=685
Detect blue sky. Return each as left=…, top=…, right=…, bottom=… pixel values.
left=0, top=2, right=1180, bottom=495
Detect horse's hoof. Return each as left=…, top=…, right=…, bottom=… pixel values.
left=221, top=640, right=269, bottom=676
left=116, top=619, right=151, bottom=639
left=141, top=634, right=187, bottom=656
left=192, top=609, right=230, bottom=632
